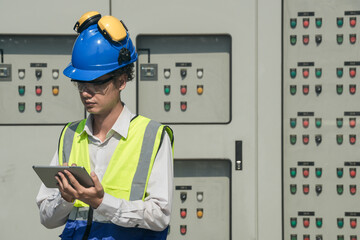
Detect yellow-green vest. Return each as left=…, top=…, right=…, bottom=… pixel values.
left=58, top=115, right=174, bottom=208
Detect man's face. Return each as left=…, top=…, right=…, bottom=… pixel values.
left=76, top=74, right=126, bottom=115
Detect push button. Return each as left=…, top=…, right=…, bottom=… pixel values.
left=303, top=35, right=310, bottom=45
left=290, top=68, right=297, bottom=78
left=316, top=18, right=322, bottom=28
left=337, top=184, right=344, bottom=195
left=290, top=168, right=297, bottom=178
left=349, top=118, right=356, bottom=128
left=180, top=225, right=187, bottom=235
left=336, top=118, right=343, bottom=128
left=35, top=86, right=42, bottom=96
left=303, top=18, right=310, bottom=28
left=350, top=135, right=356, bottom=145
left=180, top=209, right=187, bottom=218
left=337, top=17, right=344, bottom=27
left=315, top=168, right=322, bottom=178
left=349, top=85, right=356, bottom=95
left=18, top=102, right=25, bottom=113
left=196, top=208, right=204, bottom=219
left=303, top=69, right=309, bottom=78
left=164, top=85, right=171, bottom=95
left=350, top=68, right=356, bottom=78
left=303, top=135, right=309, bottom=145
left=303, top=218, right=310, bottom=228
left=52, top=86, right=59, bottom=96
left=337, top=34, right=344, bottom=45
left=290, top=118, right=297, bottom=128
left=303, top=168, right=309, bottom=178
left=350, top=34, right=357, bottom=44
left=350, top=218, right=357, bottom=228
left=290, top=217, right=297, bottom=228
left=350, top=17, right=356, bottom=27
left=290, top=35, right=297, bottom=45
left=35, top=102, right=42, bottom=113
left=336, top=84, right=343, bottom=95
left=303, top=118, right=309, bottom=128
left=290, top=85, right=297, bottom=95
left=18, top=86, right=25, bottom=96
left=336, top=134, right=343, bottom=145
left=290, top=135, right=297, bottom=145
left=350, top=185, right=356, bottom=195
left=290, top=18, right=297, bottom=29
left=337, top=218, right=344, bottom=228
left=337, top=68, right=343, bottom=78
left=303, top=184, right=310, bottom=194
left=180, top=102, right=187, bottom=112
left=350, top=168, right=356, bottom=178
left=303, top=85, right=309, bottom=95
left=164, top=102, right=171, bottom=112
left=337, top=168, right=344, bottom=178
left=316, top=218, right=323, bottom=228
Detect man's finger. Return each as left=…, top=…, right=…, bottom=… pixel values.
left=90, top=171, right=102, bottom=190
left=64, top=170, right=83, bottom=190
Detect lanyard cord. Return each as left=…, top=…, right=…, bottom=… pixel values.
left=82, top=207, right=94, bottom=240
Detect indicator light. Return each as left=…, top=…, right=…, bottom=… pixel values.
left=18, top=102, right=25, bottom=113
left=303, top=135, right=309, bottom=144
left=337, top=218, right=344, bottom=228
left=196, top=208, right=203, bottom=218
left=315, top=85, right=322, bottom=95
left=303, top=218, right=310, bottom=227
left=337, top=168, right=344, bottom=178
left=290, top=184, right=297, bottom=194
left=180, top=85, right=187, bottom=95
left=291, top=234, right=297, bottom=240
left=337, top=68, right=343, bottom=78
left=350, top=236, right=357, bottom=240
left=52, top=86, right=59, bottom=96
left=197, top=192, right=203, bottom=202
left=164, top=69, right=171, bottom=78
left=316, top=18, right=322, bottom=28
left=303, top=118, right=309, bottom=128
left=18, top=86, right=25, bottom=96
left=197, top=85, right=204, bottom=95
left=315, top=168, right=322, bottom=178
left=350, top=68, right=356, bottom=78
left=350, top=34, right=357, bottom=44
left=303, top=85, right=309, bottom=95
left=315, top=35, right=322, bottom=45
left=290, top=68, right=297, bottom=78
left=350, top=218, right=357, bottom=228
left=316, top=218, right=323, bottom=228
left=180, top=102, right=187, bottom=112
left=180, top=225, right=187, bottom=235
left=350, top=168, right=356, bottom=178
left=350, top=135, right=356, bottom=144
left=35, top=102, right=42, bottom=113
left=350, top=185, right=356, bottom=195
left=350, top=17, right=356, bottom=27
left=164, top=85, right=171, bottom=95
left=337, top=184, right=344, bottom=195
left=303, top=184, right=310, bottom=194
left=290, top=218, right=297, bottom=228
left=52, top=69, right=59, bottom=79
left=303, top=68, right=309, bottom=78
left=337, top=235, right=344, bottom=240
left=349, top=118, right=356, bottom=128
left=290, top=85, right=297, bottom=95
left=304, top=235, right=310, bottom=240
left=303, top=35, right=309, bottom=45
left=303, top=18, right=310, bottom=28
left=337, top=17, right=344, bottom=27
left=303, top=168, right=309, bottom=177
left=290, top=35, right=297, bottom=45
left=290, top=168, right=297, bottom=177
left=18, top=69, right=25, bottom=79
left=290, top=18, right=297, bottom=28
left=336, top=84, right=343, bottom=95
left=337, top=34, right=344, bottom=44
left=164, top=102, right=171, bottom=112
left=315, top=118, right=322, bottom=128
left=336, top=134, right=343, bottom=145
left=35, top=86, right=42, bottom=96
left=290, top=118, right=296, bottom=128
left=336, top=118, right=343, bottom=128
left=197, top=69, right=204, bottom=78
left=350, top=85, right=356, bottom=95
left=315, top=68, right=322, bottom=78
left=180, top=209, right=187, bottom=218
left=290, top=135, right=297, bottom=145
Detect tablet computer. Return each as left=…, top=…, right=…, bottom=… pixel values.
left=33, top=166, right=94, bottom=188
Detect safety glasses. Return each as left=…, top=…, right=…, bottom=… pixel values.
left=73, top=11, right=128, bottom=42
left=72, top=75, right=114, bottom=94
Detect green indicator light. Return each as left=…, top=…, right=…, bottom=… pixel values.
left=337, top=18, right=344, bottom=27
left=291, top=218, right=297, bottom=227
left=290, top=86, right=297, bottom=95
left=336, top=118, right=343, bottom=128
left=337, top=68, right=343, bottom=78
left=316, top=168, right=322, bottom=178
left=290, top=19, right=297, bottom=28
left=290, top=69, right=296, bottom=78
left=290, top=35, right=297, bottom=45
left=164, top=86, right=171, bottom=95
left=315, top=119, right=322, bottom=128
left=337, top=34, right=344, bottom=44
left=316, top=69, right=322, bottom=78
left=290, top=168, right=297, bottom=177
left=337, top=235, right=344, bottom=240
left=316, top=18, right=322, bottom=28
left=164, top=102, right=171, bottom=112
left=337, top=85, right=343, bottom=95
left=337, top=219, right=344, bottom=228
left=290, top=185, right=297, bottom=194
left=337, top=135, right=343, bottom=145
left=337, top=169, right=343, bottom=178
left=291, top=235, right=297, bottom=240
left=316, top=218, right=323, bottom=228
left=290, top=135, right=297, bottom=145
left=18, top=102, right=25, bottom=113
left=290, top=119, right=296, bottom=128
left=337, top=185, right=344, bottom=194
left=19, top=87, right=25, bottom=96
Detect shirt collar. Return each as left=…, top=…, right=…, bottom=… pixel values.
left=79, top=104, right=134, bottom=139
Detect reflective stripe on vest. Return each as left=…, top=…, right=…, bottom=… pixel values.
left=58, top=115, right=171, bottom=207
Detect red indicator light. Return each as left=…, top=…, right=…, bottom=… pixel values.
left=350, top=185, right=356, bottom=195
left=350, top=119, right=356, bottom=128
left=35, top=86, right=42, bottom=96
left=35, top=102, right=42, bottom=113
left=180, top=102, right=187, bottom=112
left=303, top=18, right=310, bottom=28
left=303, top=35, right=309, bottom=45
left=303, top=218, right=310, bottom=227
left=180, top=86, right=187, bottom=95
left=350, top=17, right=356, bottom=27
left=350, top=168, right=356, bottom=178
left=303, top=185, right=310, bottom=194
left=350, top=85, right=356, bottom=95
left=180, top=225, right=187, bottom=235
left=350, top=135, right=356, bottom=144
left=303, top=119, right=309, bottom=128
left=303, top=86, right=309, bottom=95
left=350, top=219, right=357, bottom=228
left=303, top=69, right=309, bottom=78
left=303, top=168, right=309, bottom=177
left=180, top=209, right=187, bottom=218
left=350, top=68, right=356, bottom=78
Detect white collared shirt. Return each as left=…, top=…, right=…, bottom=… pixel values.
left=36, top=105, right=173, bottom=231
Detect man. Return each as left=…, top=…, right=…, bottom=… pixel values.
left=36, top=11, right=174, bottom=240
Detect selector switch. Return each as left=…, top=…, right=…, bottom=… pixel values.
left=180, top=69, right=187, bottom=79
left=180, top=192, right=187, bottom=202
left=35, top=69, right=42, bottom=79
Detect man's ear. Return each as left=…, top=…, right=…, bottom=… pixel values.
left=119, top=74, right=127, bottom=91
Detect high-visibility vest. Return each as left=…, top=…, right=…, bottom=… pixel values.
left=58, top=115, right=174, bottom=207
left=58, top=115, right=173, bottom=240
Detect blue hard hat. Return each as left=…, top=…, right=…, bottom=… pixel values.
left=63, top=24, right=138, bottom=81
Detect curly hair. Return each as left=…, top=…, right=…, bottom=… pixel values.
left=111, top=63, right=135, bottom=82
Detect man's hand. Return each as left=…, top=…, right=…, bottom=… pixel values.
left=55, top=163, right=104, bottom=209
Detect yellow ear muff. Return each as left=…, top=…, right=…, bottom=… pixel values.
left=98, top=16, right=127, bottom=42
left=74, top=11, right=102, bottom=33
